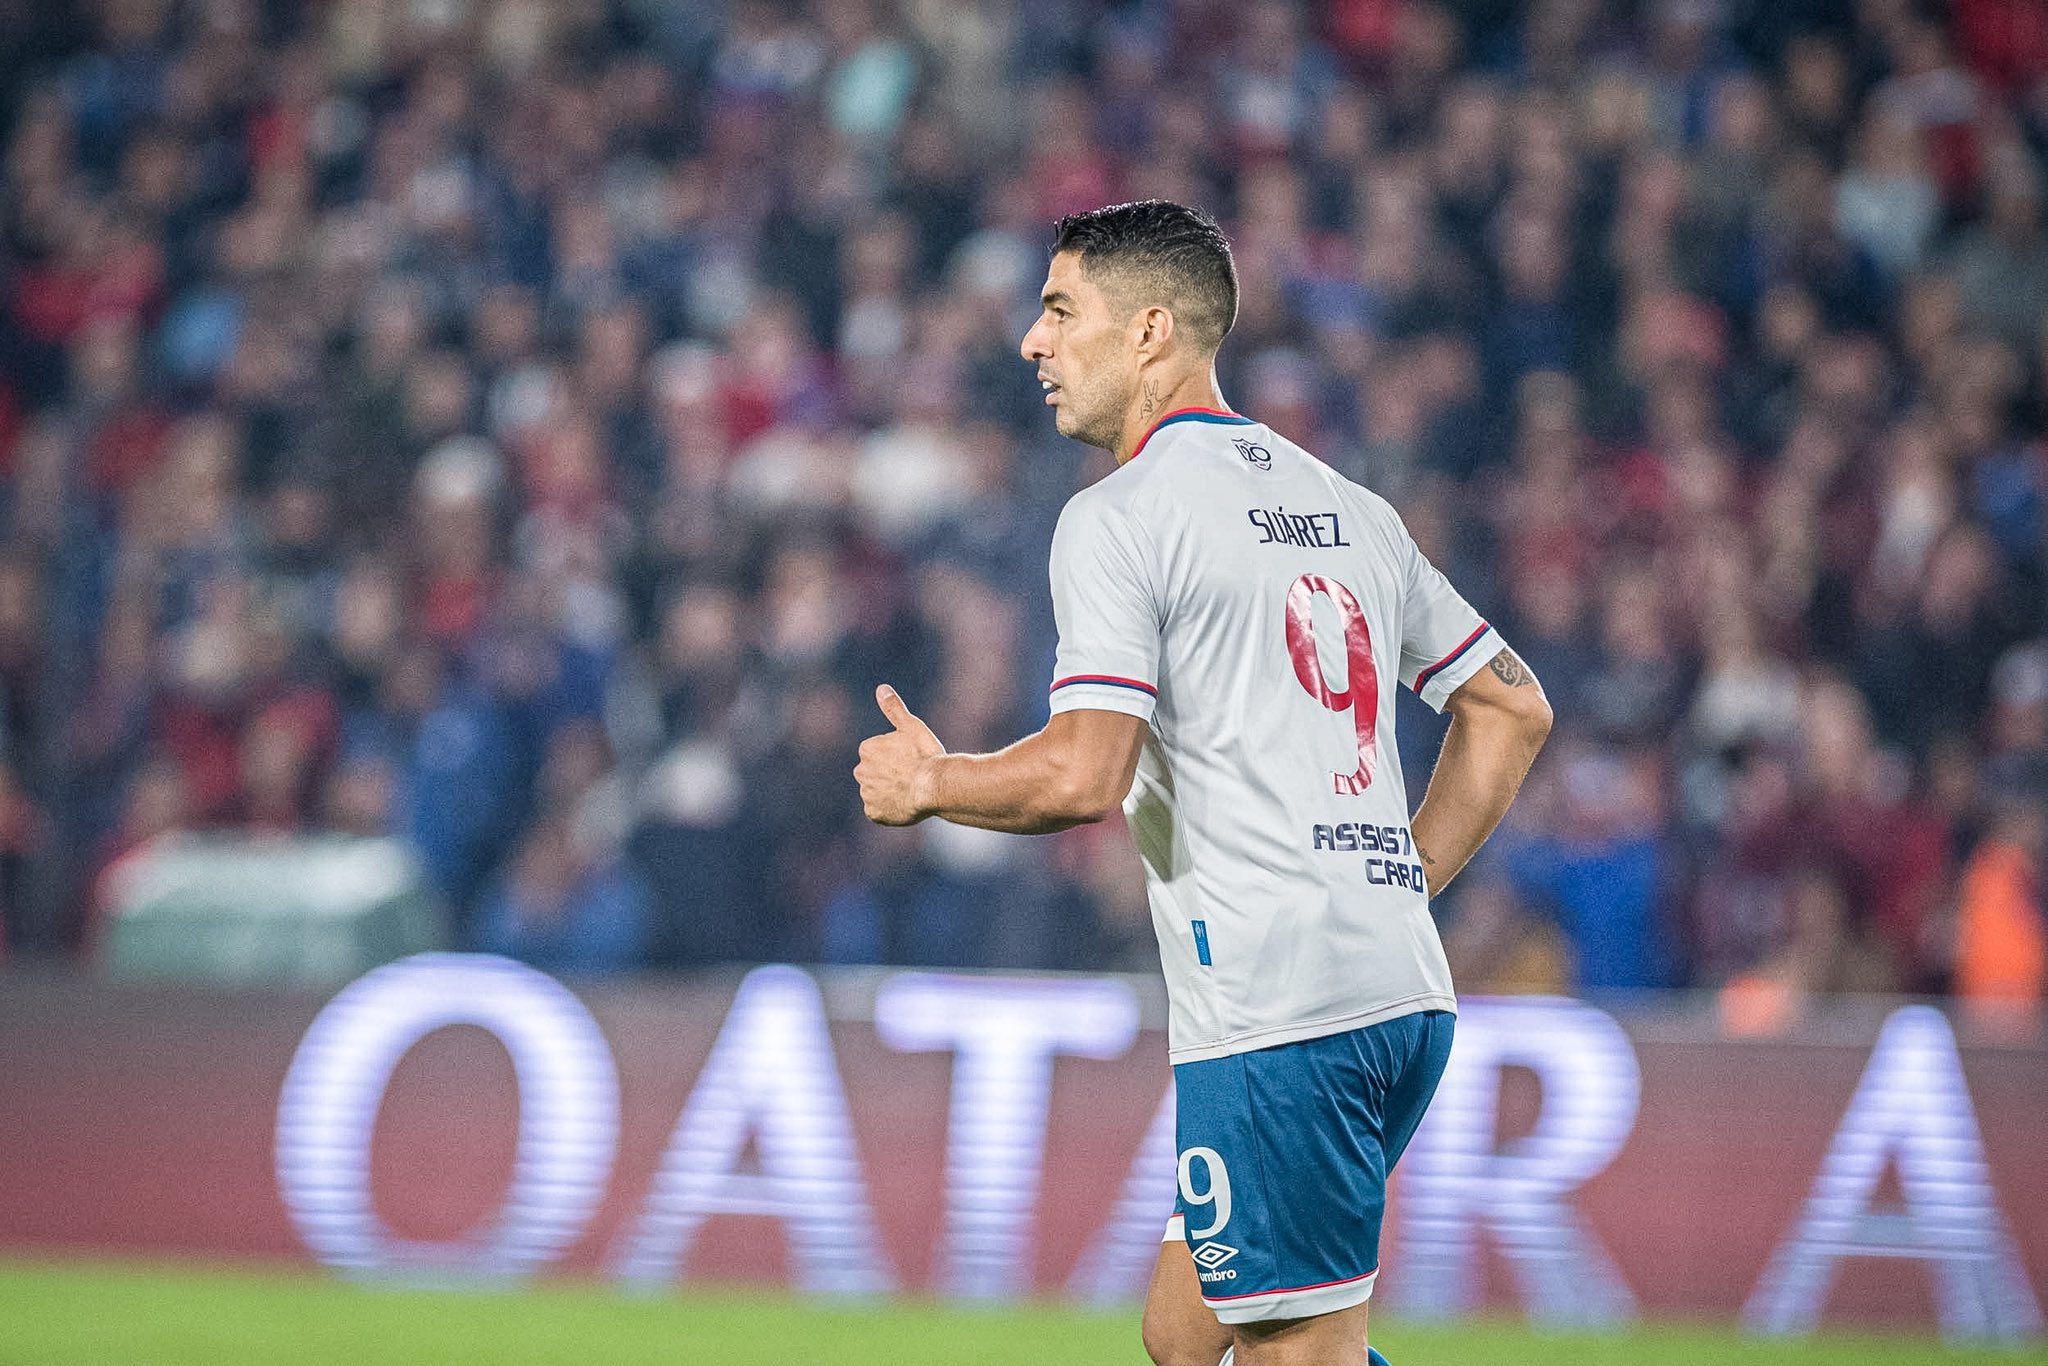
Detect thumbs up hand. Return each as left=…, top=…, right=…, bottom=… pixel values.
left=856, top=684, right=946, bottom=826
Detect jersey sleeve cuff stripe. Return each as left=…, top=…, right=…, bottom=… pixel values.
left=1412, top=623, right=1490, bottom=694
left=1050, top=674, right=1157, bottom=696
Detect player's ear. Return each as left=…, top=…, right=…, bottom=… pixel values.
left=1132, top=305, right=1175, bottom=359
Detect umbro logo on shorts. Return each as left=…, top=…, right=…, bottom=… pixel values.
left=1192, top=1241, right=1240, bottom=1269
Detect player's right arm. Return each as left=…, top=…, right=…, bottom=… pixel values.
left=857, top=486, right=1158, bottom=836
left=855, top=687, right=1146, bottom=834
left=1410, top=645, right=1552, bottom=894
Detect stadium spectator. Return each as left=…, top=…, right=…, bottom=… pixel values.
left=1502, top=740, right=1675, bottom=990
left=1955, top=797, right=2047, bottom=1011
left=476, top=810, right=652, bottom=975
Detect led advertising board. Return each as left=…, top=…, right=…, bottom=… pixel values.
left=1, top=956, right=2041, bottom=1344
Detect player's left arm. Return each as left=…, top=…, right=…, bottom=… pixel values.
left=855, top=684, right=1147, bottom=834
left=1410, top=646, right=1553, bottom=895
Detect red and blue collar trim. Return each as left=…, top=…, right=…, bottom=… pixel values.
left=1127, top=407, right=1254, bottom=463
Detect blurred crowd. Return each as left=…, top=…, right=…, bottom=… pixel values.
left=1, top=0, right=2046, bottom=1007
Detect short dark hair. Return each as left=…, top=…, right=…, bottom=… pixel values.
left=1051, top=200, right=1239, bottom=351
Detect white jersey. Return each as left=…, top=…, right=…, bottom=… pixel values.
left=1047, top=408, right=1504, bottom=1064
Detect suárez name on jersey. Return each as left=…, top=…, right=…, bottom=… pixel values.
left=1248, top=507, right=1350, bottom=549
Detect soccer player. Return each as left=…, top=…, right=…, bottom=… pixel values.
left=854, top=200, right=1552, bottom=1366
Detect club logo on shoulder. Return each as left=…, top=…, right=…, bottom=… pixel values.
left=1192, top=1241, right=1241, bottom=1270
left=1233, top=438, right=1272, bottom=470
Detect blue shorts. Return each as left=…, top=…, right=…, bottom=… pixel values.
left=1162, top=1010, right=1455, bottom=1323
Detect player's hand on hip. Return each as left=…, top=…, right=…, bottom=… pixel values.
left=856, top=684, right=945, bottom=825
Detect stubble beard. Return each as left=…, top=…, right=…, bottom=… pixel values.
left=1056, top=372, right=1133, bottom=454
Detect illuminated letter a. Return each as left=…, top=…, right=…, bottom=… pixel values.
left=613, top=966, right=893, bottom=1294
left=1744, top=1005, right=2042, bottom=1344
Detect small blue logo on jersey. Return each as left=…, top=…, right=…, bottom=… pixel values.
left=1191, top=919, right=1213, bottom=966
left=1233, top=438, right=1272, bottom=470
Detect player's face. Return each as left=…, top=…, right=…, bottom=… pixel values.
left=1019, top=251, right=1137, bottom=451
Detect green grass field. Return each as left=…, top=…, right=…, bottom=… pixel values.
left=2, top=1260, right=2042, bottom=1365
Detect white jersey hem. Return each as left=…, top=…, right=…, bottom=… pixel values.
left=1166, top=992, right=1458, bottom=1065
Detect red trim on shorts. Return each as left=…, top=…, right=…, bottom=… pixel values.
left=1201, top=1267, right=1379, bottom=1302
